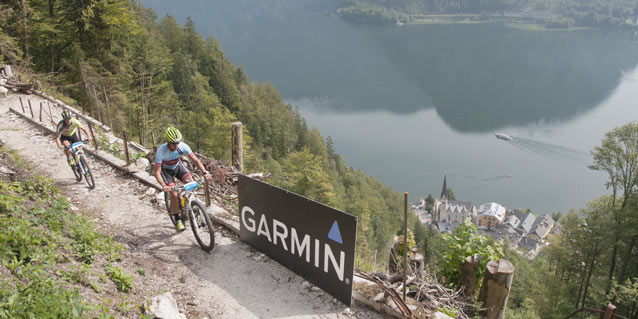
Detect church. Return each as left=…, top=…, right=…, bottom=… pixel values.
left=433, top=175, right=476, bottom=232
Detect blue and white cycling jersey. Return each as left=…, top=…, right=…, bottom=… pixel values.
left=153, top=142, right=194, bottom=170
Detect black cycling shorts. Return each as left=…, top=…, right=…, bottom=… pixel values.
left=161, top=162, right=191, bottom=186
left=60, top=133, right=80, bottom=145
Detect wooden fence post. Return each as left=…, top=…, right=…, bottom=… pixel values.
left=123, top=131, right=130, bottom=163
left=403, top=192, right=408, bottom=302
left=39, top=102, right=43, bottom=122
left=47, top=100, right=53, bottom=124
left=88, top=123, right=98, bottom=150
left=19, top=97, right=25, bottom=113
left=478, top=259, right=515, bottom=319
left=204, top=179, right=211, bottom=207
left=602, top=304, right=617, bottom=319
left=28, top=99, right=34, bottom=118
left=231, top=122, right=243, bottom=172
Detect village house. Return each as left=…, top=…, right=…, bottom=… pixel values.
left=528, top=215, right=555, bottom=241
left=477, top=202, right=506, bottom=229
left=503, top=214, right=520, bottom=228
left=517, top=211, right=536, bottom=234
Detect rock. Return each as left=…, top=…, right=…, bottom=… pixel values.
left=133, top=157, right=150, bottom=171
left=145, top=292, right=186, bottom=319
left=302, top=281, right=313, bottom=290
left=373, top=292, right=385, bottom=302
left=0, top=166, right=14, bottom=175
left=145, top=187, right=156, bottom=196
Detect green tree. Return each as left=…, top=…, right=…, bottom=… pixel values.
left=438, top=219, right=503, bottom=287
left=590, top=122, right=638, bottom=294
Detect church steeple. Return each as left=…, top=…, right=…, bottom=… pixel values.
left=440, top=174, right=448, bottom=201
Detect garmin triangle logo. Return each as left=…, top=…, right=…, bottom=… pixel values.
left=328, top=220, right=343, bottom=244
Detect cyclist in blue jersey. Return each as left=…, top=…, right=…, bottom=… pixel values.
left=154, top=127, right=212, bottom=232
left=56, top=109, right=91, bottom=167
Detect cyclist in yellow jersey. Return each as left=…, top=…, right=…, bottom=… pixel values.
left=56, top=109, right=91, bottom=166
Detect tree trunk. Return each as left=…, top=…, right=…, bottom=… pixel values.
left=48, top=0, right=56, bottom=73
left=478, top=259, right=515, bottom=319
left=617, top=235, right=637, bottom=285
left=581, top=243, right=599, bottom=309
left=576, top=253, right=588, bottom=309
left=605, top=241, right=618, bottom=296
left=20, top=0, right=29, bottom=61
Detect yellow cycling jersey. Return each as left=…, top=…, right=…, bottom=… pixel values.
left=57, top=118, right=83, bottom=137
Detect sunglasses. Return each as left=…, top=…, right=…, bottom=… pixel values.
left=168, top=142, right=179, bottom=146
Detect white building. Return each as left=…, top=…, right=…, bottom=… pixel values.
left=477, top=202, right=506, bottom=229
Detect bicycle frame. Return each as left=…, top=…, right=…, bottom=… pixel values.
left=176, top=181, right=199, bottom=214
left=68, top=141, right=86, bottom=171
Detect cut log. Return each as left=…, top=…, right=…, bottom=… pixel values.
left=478, top=259, right=515, bottom=319
left=457, top=256, right=479, bottom=297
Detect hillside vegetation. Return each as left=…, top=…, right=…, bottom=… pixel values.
left=0, top=143, right=141, bottom=318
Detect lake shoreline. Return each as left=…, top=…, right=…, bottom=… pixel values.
left=336, top=10, right=638, bottom=31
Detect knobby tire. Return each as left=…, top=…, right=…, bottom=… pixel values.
left=189, top=199, right=215, bottom=252
left=72, top=156, right=82, bottom=182
left=80, top=155, right=95, bottom=189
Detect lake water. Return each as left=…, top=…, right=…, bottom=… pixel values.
left=144, top=0, right=638, bottom=214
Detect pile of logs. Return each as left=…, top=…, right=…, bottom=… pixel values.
left=1, top=78, right=36, bottom=94
left=364, top=253, right=479, bottom=319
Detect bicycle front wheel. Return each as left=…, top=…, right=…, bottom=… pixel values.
left=80, top=155, right=95, bottom=189
left=188, top=199, right=215, bottom=252
left=164, top=192, right=178, bottom=226
left=71, top=157, right=82, bottom=182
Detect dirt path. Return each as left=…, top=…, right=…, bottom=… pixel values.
left=0, top=94, right=383, bottom=319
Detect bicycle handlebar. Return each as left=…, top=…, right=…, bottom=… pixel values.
left=169, top=180, right=201, bottom=193
left=64, top=139, right=90, bottom=150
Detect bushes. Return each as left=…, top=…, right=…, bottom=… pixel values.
left=0, top=157, right=128, bottom=318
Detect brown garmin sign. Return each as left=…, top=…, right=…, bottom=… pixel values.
left=238, top=175, right=357, bottom=305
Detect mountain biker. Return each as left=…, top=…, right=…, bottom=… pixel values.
left=154, top=127, right=212, bottom=232
left=55, top=109, right=91, bottom=167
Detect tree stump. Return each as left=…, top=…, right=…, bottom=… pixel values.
left=457, top=255, right=479, bottom=297
left=478, top=259, right=514, bottom=319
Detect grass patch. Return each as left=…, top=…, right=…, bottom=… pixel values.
left=0, top=146, right=131, bottom=318
left=104, top=264, right=134, bottom=293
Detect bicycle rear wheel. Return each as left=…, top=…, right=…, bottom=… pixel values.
left=188, top=199, right=215, bottom=252
left=80, top=155, right=95, bottom=189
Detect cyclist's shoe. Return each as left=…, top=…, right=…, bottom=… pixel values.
left=175, top=220, right=185, bottom=232
left=67, top=158, right=75, bottom=166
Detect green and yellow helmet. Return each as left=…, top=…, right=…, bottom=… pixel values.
left=165, top=127, right=182, bottom=143
left=61, top=109, right=72, bottom=120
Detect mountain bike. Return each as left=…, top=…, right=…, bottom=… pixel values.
left=165, top=179, right=215, bottom=252
left=66, top=140, right=95, bottom=189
